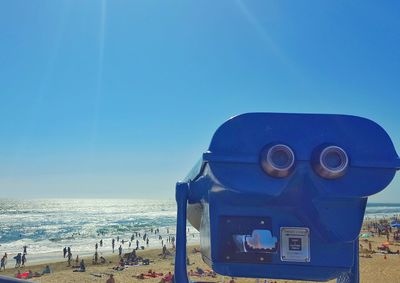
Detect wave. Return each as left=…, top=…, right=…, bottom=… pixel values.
left=365, top=203, right=400, bottom=216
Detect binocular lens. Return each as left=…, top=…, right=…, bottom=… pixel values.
left=261, top=144, right=295, bottom=178
left=314, top=146, right=348, bottom=179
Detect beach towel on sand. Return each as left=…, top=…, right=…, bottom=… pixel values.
left=16, top=272, right=30, bottom=279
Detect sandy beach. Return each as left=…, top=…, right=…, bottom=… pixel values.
left=1, top=231, right=400, bottom=283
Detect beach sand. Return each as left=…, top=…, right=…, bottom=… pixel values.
left=1, top=235, right=400, bottom=283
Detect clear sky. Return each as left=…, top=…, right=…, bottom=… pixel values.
left=0, top=1, right=399, bottom=201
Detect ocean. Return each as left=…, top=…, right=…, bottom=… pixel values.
left=364, top=203, right=400, bottom=218
left=0, top=199, right=399, bottom=264
left=0, top=199, right=194, bottom=264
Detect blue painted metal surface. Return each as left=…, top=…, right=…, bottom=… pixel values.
left=0, top=276, right=29, bottom=283
left=174, top=113, right=399, bottom=283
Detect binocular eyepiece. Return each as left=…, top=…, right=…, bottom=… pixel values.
left=260, top=144, right=295, bottom=178
left=312, top=145, right=349, bottom=179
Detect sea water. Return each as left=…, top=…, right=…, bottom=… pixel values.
left=0, top=199, right=197, bottom=264
left=0, top=199, right=398, bottom=265
left=364, top=203, right=400, bottom=218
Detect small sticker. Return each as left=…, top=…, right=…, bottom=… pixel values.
left=280, top=227, right=310, bottom=262
left=288, top=237, right=302, bottom=251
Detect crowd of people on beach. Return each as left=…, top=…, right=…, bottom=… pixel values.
left=360, top=216, right=400, bottom=257
left=6, top=219, right=383, bottom=282
left=90, top=227, right=178, bottom=282
left=14, top=265, right=51, bottom=280
left=82, top=227, right=180, bottom=282
left=0, top=245, right=29, bottom=272
left=0, top=248, right=52, bottom=280
left=0, top=226, right=185, bottom=283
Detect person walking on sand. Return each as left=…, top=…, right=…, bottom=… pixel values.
left=94, top=251, right=98, bottom=264
left=112, top=239, right=115, bottom=253
left=136, top=239, right=139, bottom=250
left=171, top=236, right=175, bottom=249
left=118, top=245, right=122, bottom=256
left=21, top=253, right=26, bottom=267
left=100, top=239, right=103, bottom=247
left=162, top=245, right=167, bottom=256
left=14, top=253, right=21, bottom=268
left=106, top=274, right=115, bottom=283
left=23, top=245, right=27, bottom=255
left=1, top=255, right=6, bottom=271
left=63, top=247, right=67, bottom=258
left=67, top=251, right=72, bottom=267
left=2, top=253, right=7, bottom=270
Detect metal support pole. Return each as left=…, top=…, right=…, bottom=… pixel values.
left=174, top=182, right=190, bottom=283
left=337, top=239, right=359, bottom=283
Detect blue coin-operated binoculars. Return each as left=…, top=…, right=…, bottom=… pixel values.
left=174, top=113, right=400, bottom=283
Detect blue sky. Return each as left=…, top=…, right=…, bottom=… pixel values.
left=0, top=1, right=399, bottom=200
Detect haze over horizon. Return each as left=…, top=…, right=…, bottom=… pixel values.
left=0, top=1, right=399, bottom=201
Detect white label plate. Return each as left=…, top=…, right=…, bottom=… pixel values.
left=280, top=227, right=310, bottom=262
